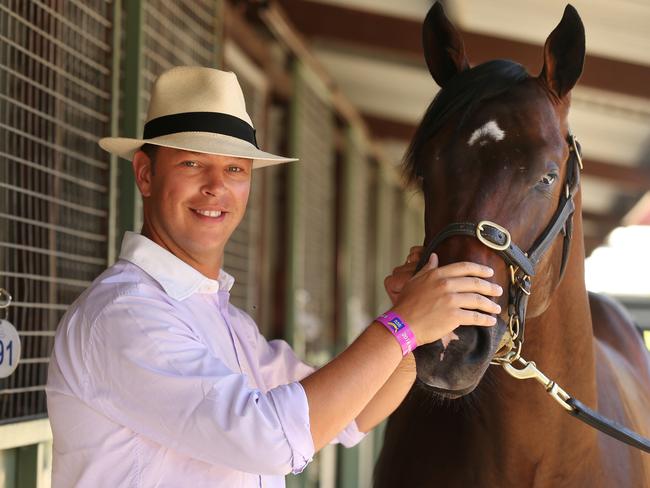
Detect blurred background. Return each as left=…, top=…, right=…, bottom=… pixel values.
left=0, top=1, right=648, bottom=486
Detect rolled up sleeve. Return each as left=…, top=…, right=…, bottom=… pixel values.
left=268, top=382, right=314, bottom=473
left=254, top=321, right=367, bottom=450
left=84, top=292, right=314, bottom=476
left=332, top=418, right=367, bottom=448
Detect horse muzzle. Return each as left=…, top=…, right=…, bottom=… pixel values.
left=413, top=316, right=508, bottom=397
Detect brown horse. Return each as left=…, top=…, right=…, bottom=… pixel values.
left=374, top=4, right=650, bottom=487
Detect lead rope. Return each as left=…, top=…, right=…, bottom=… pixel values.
left=497, top=352, right=650, bottom=453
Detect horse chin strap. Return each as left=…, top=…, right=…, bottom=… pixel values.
left=416, top=134, right=650, bottom=453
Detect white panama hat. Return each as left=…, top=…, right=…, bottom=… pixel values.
left=99, top=66, right=298, bottom=168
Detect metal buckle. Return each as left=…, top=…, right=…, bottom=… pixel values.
left=476, top=220, right=511, bottom=251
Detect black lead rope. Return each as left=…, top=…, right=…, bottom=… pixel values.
left=567, top=398, right=650, bottom=453
left=416, top=134, right=650, bottom=454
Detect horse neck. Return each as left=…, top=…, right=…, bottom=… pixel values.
left=481, top=206, right=602, bottom=476
left=521, top=204, right=596, bottom=404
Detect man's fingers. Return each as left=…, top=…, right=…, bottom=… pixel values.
left=440, top=277, right=502, bottom=297
left=412, top=253, right=438, bottom=278
left=406, top=246, right=424, bottom=264
left=434, top=261, right=494, bottom=279
left=455, top=309, right=498, bottom=327
left=451, top=293, right=501, bottom=314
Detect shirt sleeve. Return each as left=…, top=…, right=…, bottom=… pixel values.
left=83, top=290, right=314, bottom=476
left=253, top=321, right=367, bottom=448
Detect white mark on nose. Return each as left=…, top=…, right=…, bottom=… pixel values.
left=468, top=120, right=506, bottom=147
left=439, top=330, right=460, bottom=361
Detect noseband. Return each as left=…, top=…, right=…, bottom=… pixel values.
left=414, top=135, right=650, bottom=453
left=415, top=133, right=583, bottom=364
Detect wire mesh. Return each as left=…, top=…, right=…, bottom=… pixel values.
left=0, top=0, right=113, bottom=424
left=346, top=131, right=372, bottom=339
left=222, top=66, right=265, bottom=318
left=293, top=66, right=336, bottom=359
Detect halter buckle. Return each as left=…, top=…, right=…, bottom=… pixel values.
left=476, top=221, right=511, bottom=251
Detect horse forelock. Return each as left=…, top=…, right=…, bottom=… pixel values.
left=404, top=59, right=529, bottom=186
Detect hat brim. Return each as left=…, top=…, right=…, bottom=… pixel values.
left=98, top=132, right=298, bottom=169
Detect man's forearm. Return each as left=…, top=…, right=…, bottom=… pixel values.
left=300, top=322, right=403, bottom=452
left=355, top=353, right=416, bottom=433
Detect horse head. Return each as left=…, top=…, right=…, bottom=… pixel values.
left=408, top=3, right=585, bottom=397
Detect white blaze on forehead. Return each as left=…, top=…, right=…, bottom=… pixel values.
left=439, top=330, right=460, bottom=361
left=468, top=120, right=506, bottom=147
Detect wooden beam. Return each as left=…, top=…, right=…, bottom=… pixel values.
left=278, top=0, right=650, bottom=100
left=223, top=1, right=292, bottom=100
left=581, top=210, right=622, bottom=227
left=582, top=159, right=650, bottom=192
left=362, top=114, right=416, bottom=141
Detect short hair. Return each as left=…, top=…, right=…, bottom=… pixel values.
left=140, top=143, right=159, bottom=174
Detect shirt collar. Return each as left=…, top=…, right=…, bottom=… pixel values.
left=118, top=231, right=235, bottom=300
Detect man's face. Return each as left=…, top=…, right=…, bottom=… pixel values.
left=134, top=146, right=253, bottom=268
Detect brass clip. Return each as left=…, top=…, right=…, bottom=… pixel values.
left=502, top=357, right=573, bottom=411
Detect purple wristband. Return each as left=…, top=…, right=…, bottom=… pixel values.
left=375, top=311, right=417, bottom=356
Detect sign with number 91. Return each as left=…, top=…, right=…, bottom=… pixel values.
left=0, top=319, right=20, bottom=378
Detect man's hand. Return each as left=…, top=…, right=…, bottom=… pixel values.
left=384, top=246, right=424, bottom=305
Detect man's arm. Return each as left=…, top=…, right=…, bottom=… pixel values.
left=354, top=353, right=416, bottom=433
left=301, top=254, right=502, bottom=451
left=353, top=246, right=423, bottom=433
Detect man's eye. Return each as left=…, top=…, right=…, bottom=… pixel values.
left=182, top=161, right=198, bottom=168
left=228, top=166, right=243, bottom=173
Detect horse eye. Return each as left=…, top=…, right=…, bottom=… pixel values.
left=539, top=173, right=557, bottom=186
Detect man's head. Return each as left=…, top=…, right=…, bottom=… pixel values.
left=99, top=67, right=298, bottom=167
left=98, top=66, right=298, bottom=275
left=132, top=145, right=253, bottom=274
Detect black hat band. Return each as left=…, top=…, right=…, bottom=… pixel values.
left=143, top=112, right=258, bottom=148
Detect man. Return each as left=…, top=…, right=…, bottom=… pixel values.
left=46, top=67, right=501, bottom=487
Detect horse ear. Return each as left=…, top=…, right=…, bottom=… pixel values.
left=422, top=2, right=470, bottom=87
left=539, top=5, right=585, bottom=99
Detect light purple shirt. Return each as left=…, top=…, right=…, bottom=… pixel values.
left=46, top=232, right=365, bottom=487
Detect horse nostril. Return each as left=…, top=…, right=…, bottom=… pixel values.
left=466, top=326, right=490, bottom=363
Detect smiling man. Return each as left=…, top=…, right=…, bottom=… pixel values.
left=46, top=67, right=501, bottom=487
left=134, top=145, right=253, bottom=280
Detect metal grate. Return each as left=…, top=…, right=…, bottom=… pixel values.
left=223, top=47, right=267, bottom=318
left=130, top=0, right=219, bottom=230
left=346, top=130, right=372, bottom=340
left=293, top=65, right=336, bottom=359
left=0, top=0, right=113, bottom=424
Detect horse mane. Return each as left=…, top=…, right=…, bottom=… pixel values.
left=403, top=60, right=529, bottom=185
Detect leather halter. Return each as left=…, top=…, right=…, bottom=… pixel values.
left=414, top=134, right=650, bottom=453
left=415, top=133, right=582, bottom=362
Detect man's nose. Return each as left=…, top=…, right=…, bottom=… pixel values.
left=201, top=168, right=226, bottom=196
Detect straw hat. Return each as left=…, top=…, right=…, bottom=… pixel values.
left=99, top=66, right=297, bottom=168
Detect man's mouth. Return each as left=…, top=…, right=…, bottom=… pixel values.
left=191, top=208, right=225, bottom=219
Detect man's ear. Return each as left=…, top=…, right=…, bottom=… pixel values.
left=132, top=150, right=153, bottom=197
left=422, top=2, right=470, bottom=88
left=539, top=5, right=585, bottom=100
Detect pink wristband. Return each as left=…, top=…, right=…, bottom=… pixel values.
left=375, top=311, right=417, bottom=356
